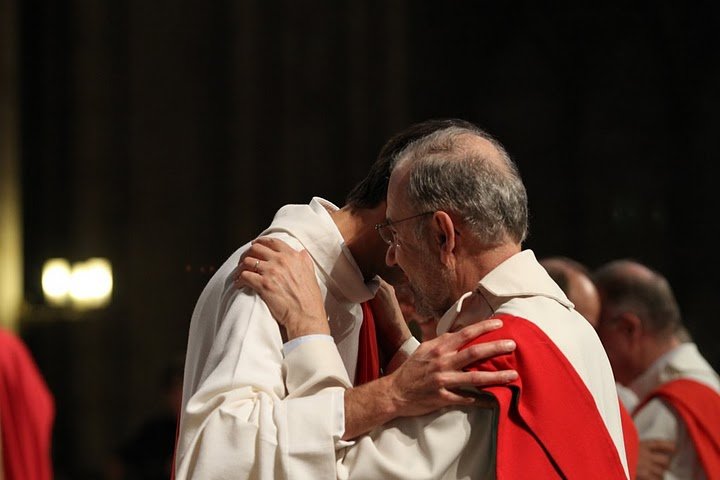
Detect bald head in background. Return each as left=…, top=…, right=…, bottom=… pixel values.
left=591, top=259, right=685, bottom=385
left=540, top=257, right=601, bottom=328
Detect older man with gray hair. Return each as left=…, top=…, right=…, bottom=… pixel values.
left=594, top=260, right=720, bottom=480
left=240, top=123, right=632, bottom=478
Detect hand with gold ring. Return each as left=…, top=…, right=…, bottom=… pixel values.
left=235, top=236, right=329, bottom=338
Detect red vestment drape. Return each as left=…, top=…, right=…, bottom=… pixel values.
left=0, top=330, right=54, bottom=480
left=463, top=314, right=628, bottom=479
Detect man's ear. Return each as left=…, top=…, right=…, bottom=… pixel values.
left=616, top=312, right=643, bottom=344
left=432, top=211, right=456, bottom=264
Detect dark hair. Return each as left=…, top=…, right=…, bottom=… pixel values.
left=593, top=260, right=682, bottom=338
left=345, top=118, right=481, bottom=209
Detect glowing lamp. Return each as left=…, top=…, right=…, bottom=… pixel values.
left=69, top=258, right=113, bottom=309
left=42, top=258, right=72, bottom=306
left=41, top=257, right=113, bottom=309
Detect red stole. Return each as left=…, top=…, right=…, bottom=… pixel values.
left=619, top=401, right=639, bottom=479
left=0, top=330, right=54, bottom=480
left=462, top=314, right=627, bottom=479
left=354, top=301, right=381, bottom=385
left=635, top=378, right=720, bottom=478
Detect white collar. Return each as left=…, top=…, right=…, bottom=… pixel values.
left=630, top=343, right=708, bottom=399
left=437, top=250, right=573, bottom=334
left=260, top=197, right=376, bottom=304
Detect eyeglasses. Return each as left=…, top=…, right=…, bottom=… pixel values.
left=375, top=211, right=433, bottom=246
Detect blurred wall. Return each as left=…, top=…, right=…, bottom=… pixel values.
left=11, top=1, right=720, bottom=477
left=0, top=0, right=23, bottom=332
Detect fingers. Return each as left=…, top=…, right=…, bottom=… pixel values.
left=234, top=236, right=314, bottom=287
left=441, top=369, right=518, bottom=389
left=434, top=389, right=477, bottom=406
left=435, top=318, right=504, bottom=350
left=237, top=237, right=293, bottom=270
left=637, top=439, right=675, bottom=480
left=449, top=338, right=516, bottom=370
left=643, top=439, right=676, bottom=455
left=405, top=371, right=518, bottom=412
left=236, top=268, right=263, bottom=292
left=375, top=277, right=394, bottom=292
left=239, top=241, right=277, bottom=266
left=251, top=236, right=295, bottom=253
left=649, top=463, right=666, bottom=479
left=238, top=255, right=263, bottom=273
left=233, top=256, right=264, bottom=289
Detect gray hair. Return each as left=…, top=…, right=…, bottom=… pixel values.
left=395, top=126, right=528, bottom=245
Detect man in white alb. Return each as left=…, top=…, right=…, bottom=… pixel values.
left=240, top=124, right=631, bottom=478
left=175, top=119, right=519, bottom=479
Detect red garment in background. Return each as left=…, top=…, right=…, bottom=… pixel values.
left=463, top=314, right=628, bottom=479
left=635, top=378, right=720, bottom=479
left=354, top=301, right=381, bottom=385
left=0, top=330, right=54, bottom=480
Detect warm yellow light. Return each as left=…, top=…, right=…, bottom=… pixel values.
left=69, top=258, right=113, bottom=309
left=42, top=257, right=113, bottom=310
left=42, top=258, right=72, bottom=306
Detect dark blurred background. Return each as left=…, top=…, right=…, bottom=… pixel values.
left=1, top=0, right=719, bottom=478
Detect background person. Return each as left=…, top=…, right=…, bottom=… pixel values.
left=540, top=255, right=648, bottom=478
left=594, top=260, right=720, bottom=480
left=539, top=256, right=601, bottom=327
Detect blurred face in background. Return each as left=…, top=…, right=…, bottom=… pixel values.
left=595, top=305, right=639, bottom=385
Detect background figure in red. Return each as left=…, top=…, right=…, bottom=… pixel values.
left=594, top=260, right=719, bottom=480
left=0, top=329, right=54, bottom=480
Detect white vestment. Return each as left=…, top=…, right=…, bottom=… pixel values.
left=616, top=382, right=639, bottom=411
left=333, top=250, right=629, bottom=479
left=630, top=343, right=720, bottom=480
left=176, top=198, right=378, bottom=479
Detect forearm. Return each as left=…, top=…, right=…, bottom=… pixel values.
left=284, top=334, right=406, bottom=441
left=342, top=375, right=401, bottom=440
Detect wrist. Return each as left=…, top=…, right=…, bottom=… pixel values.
left=385, top=336, right=420, bottom=374
left=378, top=322, right=412, bottom=359
left=284, top=314, right=330, bottom=339
left=387, top=330, right=413, bottom=354
left=342, top=375, right=399, bottom=440
left=383, top=371, right=407, bottom=418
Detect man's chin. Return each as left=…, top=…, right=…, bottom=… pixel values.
left=410, top=285, right=447, bottom=319
left=379, top=267, right=408, bottom=287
